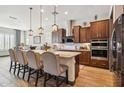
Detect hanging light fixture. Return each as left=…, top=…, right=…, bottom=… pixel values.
left=52, top=6, right=59, bottom=32
left=29, top=7, right=33, bottom=36
left=37, top=5, right=44, bottom=35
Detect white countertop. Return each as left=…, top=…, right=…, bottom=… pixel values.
left=32, top=50, right=81, bottom=58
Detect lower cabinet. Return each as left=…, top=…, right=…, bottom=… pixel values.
left=91, top=59, right=109, bottom=69
left=79, top=51, right=90, bottom=65
left=79, top=51, right=109, bottom=69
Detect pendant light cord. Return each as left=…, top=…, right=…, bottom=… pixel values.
left=54, top=6, right=57, bottom=25
left=29, top=7, right=32, bottom=31
left=40, top=5, right=42, bottom=27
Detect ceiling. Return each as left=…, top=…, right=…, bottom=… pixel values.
left=0, top=5, right=111, bottom=31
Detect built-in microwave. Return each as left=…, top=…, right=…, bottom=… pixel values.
left=63, top=36, right=74, bottom=43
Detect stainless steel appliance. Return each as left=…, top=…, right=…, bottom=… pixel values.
left=110, top=14, right=124, bottom=86
left=63, top=36, right=74, bottom=43
left=91, top=39, right=108, bottom=60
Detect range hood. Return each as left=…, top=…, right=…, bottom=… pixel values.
left=66, top=19, right=75, bottom=36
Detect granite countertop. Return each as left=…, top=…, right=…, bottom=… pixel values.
left=57, top=49, right=90, bottom=52
left=26, top=50, right=81, bottom=58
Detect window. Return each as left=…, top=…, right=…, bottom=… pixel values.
left=10, top=34, right=15, bottom=48
left=0, top=33, right=15, bottom=51
left=0, top=33, right=4, bottom=50
left=5, top=34, right=10, bottom=50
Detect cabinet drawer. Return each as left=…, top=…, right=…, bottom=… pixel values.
left=91, top=59, right=108, bottom=68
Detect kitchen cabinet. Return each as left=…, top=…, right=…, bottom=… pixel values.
left=91, top=59, right=109, bottom=69
left=91, top=19, right=109, bottom=39
left=79, top=51, right=90, bottom=65
left=52, top=28, right=66, bottom=43
left=80, top=27, right=90, bottom=43
left=73, top=26, right=81, bottom=43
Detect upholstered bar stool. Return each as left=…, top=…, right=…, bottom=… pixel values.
left=16, top=50, right=28, bottom=80
left=9, top=49, right=19, bottom=74
left=27, top=51, right=43, bottom=86
left=41, top=52, right=68, bottom=87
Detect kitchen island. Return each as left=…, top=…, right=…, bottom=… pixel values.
left=25, top=50, right=81, bottom=85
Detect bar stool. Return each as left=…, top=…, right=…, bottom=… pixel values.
left=41, top=52, right=68, bottom=87
left=16, top=50, right=29, bottom=80
left=27, top=51, right=43, bottom=86
left=8, top=49, right=18, bottom=74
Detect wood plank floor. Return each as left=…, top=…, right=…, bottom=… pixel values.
left=0, top=56, right=117, bottom=87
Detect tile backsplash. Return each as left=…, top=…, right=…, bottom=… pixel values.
left=52, top=43, right=91, bottom=50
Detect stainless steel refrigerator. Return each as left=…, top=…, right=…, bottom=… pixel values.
left=110, top=14, right=124, bottom=86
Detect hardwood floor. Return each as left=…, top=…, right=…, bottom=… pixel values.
left=75, top=65, right=117, bottom=87
left=0, top=56, right=117, bottom=87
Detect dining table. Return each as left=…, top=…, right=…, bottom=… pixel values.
left=24, top=49, right=81, bottom=85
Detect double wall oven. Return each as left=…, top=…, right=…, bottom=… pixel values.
left=91, top=39, right=108, bottom=60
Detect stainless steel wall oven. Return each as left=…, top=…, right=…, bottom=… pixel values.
left=91, top=39, right=108, bottom=60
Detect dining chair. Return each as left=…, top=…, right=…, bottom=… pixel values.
left=41, top=52, right=68, bottom=87
left=26, top=51, right=43, bottom=86
left=8, top=49, right=19, bottom=74
left=16, top=50, right=28, bottom=80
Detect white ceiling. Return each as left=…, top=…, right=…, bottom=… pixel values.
left=0, top=5, right=111, bottom=31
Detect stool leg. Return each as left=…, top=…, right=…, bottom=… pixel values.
left=56, top=77, right=59, bottom=87
left=17, top=64, right=20, bottom=77
left=44, top=73, right=47, bottom=87
left=66, top=70, right=68, bottom=84
left=9, top=61, right=12, bottom=72
left=22, top=65, right=26, bottom=80
left=35, top=70, right=39, bottom=86
left=14, top=62, right=17, bottom=75
left=27, top=68, right=31, bottom=82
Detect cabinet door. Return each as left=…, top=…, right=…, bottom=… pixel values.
left=52, top=28, right=66, bottom=43
left=91, top=19, right=109, bottom=39
left=102, top=20, right=109, bottom=39
left=91, top=59, right=109, bottom=69
left=91, top=22, right=99, bottom=39
left=80, top=28, right=86, bottom=43
left=98, top=20, right=109, bottom=39
left=79, top=51, right=90, bottom=65
left=80, top=27, right=90, bottom=43
left=86, top=27, right=91, bottom=42
left=73, top=26, right=81, bottom=43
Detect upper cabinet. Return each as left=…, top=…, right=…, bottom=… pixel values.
left=80, top=27, right=90, bottom=43
left=72, top=26, right=81, bottom=43
left=91, top=19, right=109, bottom=39
left=52, top=28, right=66, bottom=43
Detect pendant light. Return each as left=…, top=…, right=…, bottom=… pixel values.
left=29, top=7, right=33, bottom=36
left=37, top=5, right=44, bottom=35
left=52, top=6, right=59, bottom=32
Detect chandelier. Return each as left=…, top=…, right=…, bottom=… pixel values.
left=37, top=5, right=44, bottom=35
left=52, top=6, right=59, bottom=32
left=29, top=7, right=33, bottom=36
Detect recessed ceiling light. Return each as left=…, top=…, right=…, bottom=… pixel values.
left=64, top=11, right=68, bottom=15
left=45, top=18, right=48, bottom=21
left=41, top=9, right=44, bottom=13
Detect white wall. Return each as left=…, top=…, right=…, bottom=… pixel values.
left=28, top=25, right=52, bottom=46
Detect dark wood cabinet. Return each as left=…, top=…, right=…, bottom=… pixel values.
left=79, top=51, right=90, bottom=65
left=91, top=19, right=109, bottom=39
left=80, top=27, right=90, bottom=43
left=52, top=28, right=66, bottom=43
left=73, top=26, right=81, bottom=43
left=91, top=59, right=109, bottom=69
